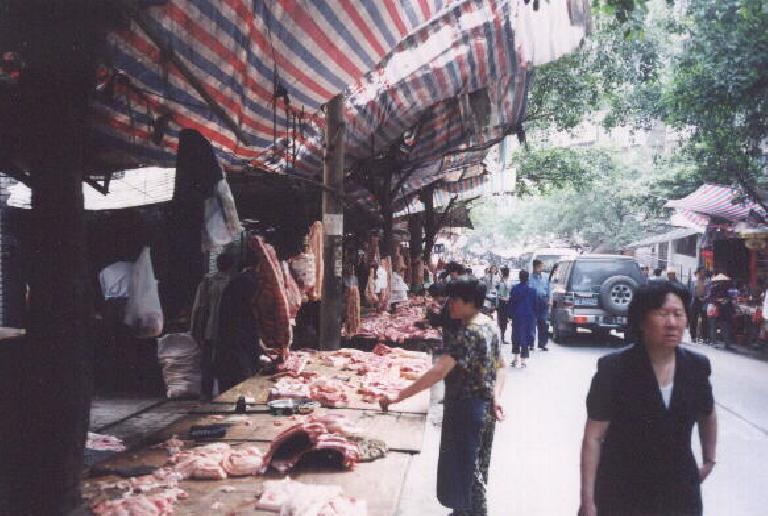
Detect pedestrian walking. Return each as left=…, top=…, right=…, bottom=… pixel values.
left=530, top=259, right=551, bottom=351
left=190, top=253, right=236, bottom=400
left=507, top=270, right=538, bottom=367
left=579, top=280, right=717, bottom=516
left=496, top=266, right=512, bottom=343
left=381, top=279, right=505, bottom=516
left=689, top=267, right=711, bottom=343
left=482, top=265, right=500, bottom=314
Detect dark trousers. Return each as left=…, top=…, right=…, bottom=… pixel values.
left=689, top=298, right=708, bottom=341
left=497, top=300, right=509, bottom=340
left=511, top=317, right=533, bottom=359
left=536, top=316, right=549, bottom=348
left=438, top=398, right=495, bottom=515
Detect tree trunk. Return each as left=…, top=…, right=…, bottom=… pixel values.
left=379, top=166, right=395, bottom=259
left=0, top=2, right=107, bottom=512
left=381, top=204, right=394, bottom=259
left=421, top=187, right=436, bottom=262
left=408, top=215, right=423, bottom=287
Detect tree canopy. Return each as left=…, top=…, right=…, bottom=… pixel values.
left=471, top=0, right=768, bottom=248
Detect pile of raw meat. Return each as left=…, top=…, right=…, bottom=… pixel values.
left=262, top=414, right=361, bottom=473
left=86, top=432, right=127, bottom=452
left=163, top=442, right=265, bottom=480
left=88, top=440, right=264, bottom=515
left=269, top=347, right=432, bottom=407
left=90, top=485, right=187, bottom=516
left=257, top=478, right=367, bottom=515
left=88, top=412, right=368, bottom=516
left=351, top=298, right=441, bottom=342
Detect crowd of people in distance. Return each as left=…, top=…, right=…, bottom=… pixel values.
left=427, top=259, right=552, bottom=368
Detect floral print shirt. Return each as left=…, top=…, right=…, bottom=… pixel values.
left=444, top=313, right=501, bottom=400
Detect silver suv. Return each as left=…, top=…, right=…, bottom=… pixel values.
left=549, top=255, right=646, bottom=341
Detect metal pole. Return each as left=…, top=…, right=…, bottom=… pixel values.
left=319, top=95, right=345, bottom=350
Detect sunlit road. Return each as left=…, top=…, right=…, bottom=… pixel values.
left=398, top=333, right=768, bottom=516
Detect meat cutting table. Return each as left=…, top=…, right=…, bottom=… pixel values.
left=80, top=350, right=433, bottom=515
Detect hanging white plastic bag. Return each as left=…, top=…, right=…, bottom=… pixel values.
left=215, top=178, right=242, bottom=236
left=202, top=194, right=231, bottom=251
left=157, top=333, right=200, bottom=399
left=124, top=247, right=164, bottom=338
left=202, top=178, right=243, bottom=252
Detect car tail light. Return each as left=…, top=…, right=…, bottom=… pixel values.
left=574, top=315, right=589, bottom=324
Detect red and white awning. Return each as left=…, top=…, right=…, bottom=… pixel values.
left=665, top=184, right=765, bottom=222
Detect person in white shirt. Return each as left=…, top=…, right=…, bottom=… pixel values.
left=389, top=267, right=409, bottom=312
left=483, top=265, right=501, bottom=313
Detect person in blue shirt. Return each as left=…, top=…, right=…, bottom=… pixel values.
left=529, top=259, right=551, bottom=351
left=506, top=270, right=538, bottom=367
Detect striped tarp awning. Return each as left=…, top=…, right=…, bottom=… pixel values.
left=665, top=184, right=765, bottom=222
left=91, top=0, right=467, bottom=171
left=288, top=0, right=584, bottom=187
left=670, top=208, right=710, bottom=232
left=395, top=167, right=496, bottom=216
left=92, top=0, right=589, bottom=195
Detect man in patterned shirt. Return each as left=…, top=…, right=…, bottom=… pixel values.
left=381, top=279, right=506, bottom=516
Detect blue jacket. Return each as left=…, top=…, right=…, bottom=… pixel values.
left=506, top=282, right=538, bottom=321
left=529, top=272, right=550, bottom=299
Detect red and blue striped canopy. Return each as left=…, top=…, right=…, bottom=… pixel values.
left=92, top=0, right=467, bottom=170
left=89, top=0, right=589, bottom=205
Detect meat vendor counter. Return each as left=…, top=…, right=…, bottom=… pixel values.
left=80, top=346, right=434, bottom=515
left=344, top=296, right=442, bottom=352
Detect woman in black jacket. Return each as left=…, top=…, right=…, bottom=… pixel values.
left=579, top=281, right=718, bottom=516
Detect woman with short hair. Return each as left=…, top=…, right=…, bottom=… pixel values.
left=579, top=281, right=717, bottom=516
left=381, top=279, right=505, bottom=516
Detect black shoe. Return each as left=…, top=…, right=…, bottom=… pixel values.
left=539, top=347, right=549, bottom=351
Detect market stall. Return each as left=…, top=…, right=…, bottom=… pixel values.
left=667, top=184, right=768, bottom=347
left=80, top=346, right=434, bottom=515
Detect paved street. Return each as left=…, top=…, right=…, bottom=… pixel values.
left=399, top=334, right=768, bottom=516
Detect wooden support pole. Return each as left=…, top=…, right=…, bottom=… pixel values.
left=0, top=2, right=104, bottom=512
left=421, top=186, right=436, bottom=262
left=408, top=215, right=424, bottom=288
left=319, top=95, right=345, bottom=350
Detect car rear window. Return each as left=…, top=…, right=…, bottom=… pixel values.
left=569, top=260, right=643, bottom=293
